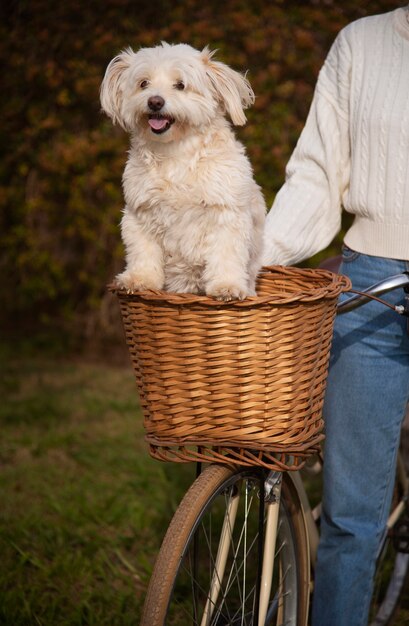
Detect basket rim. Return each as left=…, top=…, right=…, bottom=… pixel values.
left=109, top=265, right=351, bottom=307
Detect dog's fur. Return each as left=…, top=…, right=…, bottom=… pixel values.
left=100, top=42, right=266, bottom=300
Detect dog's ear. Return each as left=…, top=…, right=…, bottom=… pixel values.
left=100, top=49, right=133, bottom=131
left=202, top=47, right=255, bottom=126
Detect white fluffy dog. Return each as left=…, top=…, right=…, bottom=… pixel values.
left=100, top=42, right=266, bottom=300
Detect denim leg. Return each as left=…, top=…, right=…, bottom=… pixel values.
left=311, top=252, right=409, bottom=626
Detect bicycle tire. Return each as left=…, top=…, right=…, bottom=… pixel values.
left=141, top=463, right=310, bottom=626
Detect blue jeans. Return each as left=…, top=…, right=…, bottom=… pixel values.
left=311, top=249, right=409, bottom=626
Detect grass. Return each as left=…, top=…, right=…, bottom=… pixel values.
left=0, top=349, right=195, bottom=625
left=1, top=347, right=409, bottom=625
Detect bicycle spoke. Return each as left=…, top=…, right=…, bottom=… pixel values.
left=144, top=467, right=308, bottom=626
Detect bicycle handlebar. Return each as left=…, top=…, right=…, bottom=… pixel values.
left=337, top=272, right=409, bottom=315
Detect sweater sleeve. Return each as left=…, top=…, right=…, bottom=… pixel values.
left=262, top=28, right=352, bottom=266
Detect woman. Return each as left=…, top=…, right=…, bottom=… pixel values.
left=262, top=6, right=409, bottom=625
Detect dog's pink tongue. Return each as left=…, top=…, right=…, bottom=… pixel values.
left=149, top=118, right=168, bottom=130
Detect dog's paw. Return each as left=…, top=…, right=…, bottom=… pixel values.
left=115, top=270, right=164, bottom=292
left=206, top=283, right=248, bottom=301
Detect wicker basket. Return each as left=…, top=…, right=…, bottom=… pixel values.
left=113, top=266, right=351, bottom=471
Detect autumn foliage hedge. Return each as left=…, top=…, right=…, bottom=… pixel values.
left=0, top=0, right=399, bottom=346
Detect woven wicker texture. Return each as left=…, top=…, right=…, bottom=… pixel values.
left=113, top=266, right=351, bottom=470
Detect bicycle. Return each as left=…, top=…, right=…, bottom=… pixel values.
left=139, top=266, right=409, bottom=626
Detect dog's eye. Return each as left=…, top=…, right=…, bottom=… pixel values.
left=140, top=80, right=149, bottom=89
left=174, top=81, right=185, bottom=91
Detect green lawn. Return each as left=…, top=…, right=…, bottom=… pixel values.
left=0, top=351, right=195, bottom=625
left=1, top=349, right=408, bottom=625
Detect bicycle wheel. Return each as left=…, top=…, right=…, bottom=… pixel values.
left=369, top=459, right=409, bottom=626
left=141, top=463, right=309, bottom=626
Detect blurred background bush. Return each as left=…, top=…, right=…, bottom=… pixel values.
left=0, top=0, right=400, bottom=353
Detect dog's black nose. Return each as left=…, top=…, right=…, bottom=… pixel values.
left=148, top=95, right=165, bottom=111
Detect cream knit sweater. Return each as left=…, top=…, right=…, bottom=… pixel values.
left=263, top=7, right=409, bottom=265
